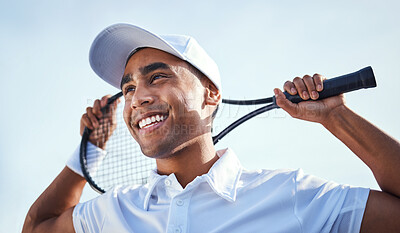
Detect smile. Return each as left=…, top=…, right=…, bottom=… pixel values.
left=138, top=114, right=167, bottom=129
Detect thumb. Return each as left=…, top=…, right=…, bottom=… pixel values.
left=274, top=88, right=299, bottom=117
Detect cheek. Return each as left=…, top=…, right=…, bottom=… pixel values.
left=176, top=85, right=204, bottom=112
left=170, top=91, right=201, bottom=119
left=122, top=101, right=141, bottom=142
left=122, top=101, right=132, bottom=127
left=182, top=93, right=197, bottom=110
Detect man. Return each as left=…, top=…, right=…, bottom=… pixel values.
left=23, top=23, right=400, bottom=233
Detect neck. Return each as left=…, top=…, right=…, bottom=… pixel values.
left=155, top=134, right=218, bottom=188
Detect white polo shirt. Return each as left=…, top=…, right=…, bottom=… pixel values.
left=73, top=148, right=369, bottom=233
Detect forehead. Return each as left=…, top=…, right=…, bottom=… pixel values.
left=125, top=48, right=187, bottom=73
left=121, top=48, right=199, bottom=89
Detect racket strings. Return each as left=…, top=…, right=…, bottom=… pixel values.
left=85, top=99, right=155, bottom=191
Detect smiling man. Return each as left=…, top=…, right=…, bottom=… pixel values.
left=23, top=23, right=400, bottom=233
left=121, top=47, right=221, bottom=187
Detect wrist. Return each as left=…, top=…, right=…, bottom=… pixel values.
left=321, top=104, right=351, bottom=129
left=66, top=142, right=107, bottom=177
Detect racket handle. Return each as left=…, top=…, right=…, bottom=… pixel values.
left=275, top=66, right=376, bottom=104
left=106, top=91, right=123, bottom=104
left=100, top=91, right=123, bottom=114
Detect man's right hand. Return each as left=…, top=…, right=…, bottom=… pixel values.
left=80, top=95, right=120, bottom=149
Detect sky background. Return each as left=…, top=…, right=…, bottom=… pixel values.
left=1, top=1, right=400, bottom=232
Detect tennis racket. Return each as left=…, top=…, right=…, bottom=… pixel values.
left=80, top=66, right=376, bottom=194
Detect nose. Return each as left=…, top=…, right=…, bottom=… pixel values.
left=130, top=85, right=155, bottom=109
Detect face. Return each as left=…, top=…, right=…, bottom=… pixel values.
left=121, top=48, right=214, bottom=158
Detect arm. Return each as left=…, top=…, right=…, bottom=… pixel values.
left=23, top=95, right=116, bottom=233
left=322, top=105, right=400, bottom=197
left=274, top=74, right=400, bottom=232
left=22, top=168, right=85, bottom=233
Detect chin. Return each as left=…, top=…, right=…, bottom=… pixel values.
left=139, top=138, right=190, bottom=160
left=139, top=141, right=173, bottom=159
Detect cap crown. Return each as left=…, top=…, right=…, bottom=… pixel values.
left=89, top=23, right=221, bottom=91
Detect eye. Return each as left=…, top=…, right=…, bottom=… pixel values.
left=124, top=86, right=136, bottom=95
left=150, top=74, right=168, bottom=83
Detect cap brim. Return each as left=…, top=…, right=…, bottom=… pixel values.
left=89, top=23, right=185, bottom=89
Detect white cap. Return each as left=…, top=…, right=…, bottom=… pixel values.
left=89, top=23, right=221, bottom=90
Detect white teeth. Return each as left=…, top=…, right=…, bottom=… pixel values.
left=138, top=114, right=166, bottom=129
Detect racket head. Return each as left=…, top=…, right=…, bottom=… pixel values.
left=80, top=92, right=156, bottom=194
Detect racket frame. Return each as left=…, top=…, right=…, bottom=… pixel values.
left=80, top=92, right=123, bottom=194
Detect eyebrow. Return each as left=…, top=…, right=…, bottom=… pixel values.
left=120, top=62, right=171, bottom=89
left=120, top=73, right=133, bottom=90
left=140, top=62, right=170, bottom=76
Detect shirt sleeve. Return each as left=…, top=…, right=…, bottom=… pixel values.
left=293, top=169, right=370, bottom=233
left=72, top=194, right=108, bottom=233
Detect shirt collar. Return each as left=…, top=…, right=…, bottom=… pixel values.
left=143, top=148, right=242, bottom=210
left=204, top=148, right=242, bottom=202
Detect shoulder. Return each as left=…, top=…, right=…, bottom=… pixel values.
left=238, top=168, right=355, bottom=194
left=241, top=167, right=299, bottom=182
left=74, top=183, right=148, bottom=215
left=73, top=184, right=149, bottom=231
left=238, top=168, right=300, bottom=191
left=105, top=183, right=150, bottom=205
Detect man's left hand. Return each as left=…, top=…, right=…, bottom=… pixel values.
left=274, top=74, right=345, bottom=124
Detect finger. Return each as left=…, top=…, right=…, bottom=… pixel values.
left=313, top=73, right=324, bottom=92
left=100, top=95, right=114, bottom=117
left=86, top=107, right=99, bottom=128
left=109, top=98, right=119, bottom=110
left=283, top=81, right=297, bottom=95
left=303, top=75, right=319, bottom=100
left=274, top=88, right=299, bottom=117
left=81, top=113, right=94, bottom=130
left=293, top=77, right=309, bottom=100
left=92, top=99, right=103, bottom=119
left=100, top=95, right=112, bottom=108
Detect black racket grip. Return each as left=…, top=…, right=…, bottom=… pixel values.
left=99, top=92, right=123, bottom=114
left=276, top=66, right=376, bottom=104
left=107, top=91, right=123, bottom=104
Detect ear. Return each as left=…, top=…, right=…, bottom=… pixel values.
left=204, top=82, right=221, bottom=106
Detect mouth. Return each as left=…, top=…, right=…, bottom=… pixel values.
left=138, top=114, right=167, bottom=128
left=133, top=112, right=169, bottom=134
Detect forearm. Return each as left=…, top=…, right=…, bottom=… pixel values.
left=322, top=105, right=400, bottom=197
left=22, top=167, right=86, bottom=233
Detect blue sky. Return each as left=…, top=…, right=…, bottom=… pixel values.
left=1, top=1, right=400, bottom=232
